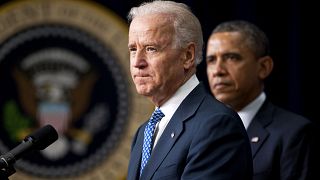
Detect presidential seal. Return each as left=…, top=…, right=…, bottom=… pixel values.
left=0, top=0, right=152, bottom=179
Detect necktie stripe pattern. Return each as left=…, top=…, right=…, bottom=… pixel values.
left=140, top=108, right=165, bottom=176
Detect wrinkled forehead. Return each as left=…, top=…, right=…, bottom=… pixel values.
left=208, top=32, right=248, bottom=49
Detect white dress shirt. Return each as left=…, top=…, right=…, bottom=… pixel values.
left=238, top=92, right=266, bottom=129
left=153, top=74, right=199, bottom=148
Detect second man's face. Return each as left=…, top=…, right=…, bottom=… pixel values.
left=128, top=14, right=187, bottom=105
left=206, top=32, right=262, bottom=111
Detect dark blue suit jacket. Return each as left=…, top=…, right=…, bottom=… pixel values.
left=127, top=83, right=253, bottom=180
left=247, top=100, right=314, bottom=180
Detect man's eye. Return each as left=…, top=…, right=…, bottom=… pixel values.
left=129, top=47, right=136, bottom=52
left=225, top=54, right=240, bottom=61
left=146, top=47, right=156, bottom=52
left=228, top=55, right=236, bottom=59
left=206, top=56, right=216, bottom=63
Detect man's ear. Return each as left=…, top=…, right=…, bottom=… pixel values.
left=258, top=56, right=273, bottom=79
left=183, top=43, right=195, bottom=69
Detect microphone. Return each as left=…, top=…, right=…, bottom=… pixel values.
left=0, top=124, right=58, bottom=169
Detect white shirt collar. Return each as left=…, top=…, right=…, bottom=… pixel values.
left=153, top=74, right=199, bottom=146
left=237, top=92, right=266, bottom=129
left=160, top=74, right=199, bottom=120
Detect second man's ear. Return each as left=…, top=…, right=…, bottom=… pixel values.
left=258, top=56, right=273, bottom=79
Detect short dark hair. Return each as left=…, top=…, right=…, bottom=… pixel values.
left=212, top=20, right=270, bottom=58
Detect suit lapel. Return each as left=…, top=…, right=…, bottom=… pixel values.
left=128, top=124, right=146, bottom=180
left=247, top=101, right=274, bottom=158
left=247, top=120, right=269, bottom=158
left=141, top=84, right=206, bottom=180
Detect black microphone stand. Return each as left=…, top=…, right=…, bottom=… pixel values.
left=0, top=163, right=15, bottom=180
left=0, top=125, right=58, bottom=179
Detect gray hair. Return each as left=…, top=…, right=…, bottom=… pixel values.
left=212, top=20, right=270, bottom=58
left=128, top=0, right=203, bottom=65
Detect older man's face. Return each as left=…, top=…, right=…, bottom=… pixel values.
left=128, top=14, right=186, bottom=105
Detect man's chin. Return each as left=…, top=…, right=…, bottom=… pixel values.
left=136, top=87, right=151, bottom=96
left=214, top=93, right=231, bottom=103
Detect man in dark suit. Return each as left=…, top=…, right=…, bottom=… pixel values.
left=126, top=1, right=252, bottom=180
left=206, top=20, right=315, bottom=180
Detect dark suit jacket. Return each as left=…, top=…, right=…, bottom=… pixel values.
left=127, top=83, right=253, bottom=180
left=247, top=100, right=314, bottom=180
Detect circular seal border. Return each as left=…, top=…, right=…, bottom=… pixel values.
left=0, top=0, right=153, bottom=179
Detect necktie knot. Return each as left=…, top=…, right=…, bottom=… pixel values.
left=148, top=108, right=165, bottom=124
left=140, top=107, right=165, bottom=176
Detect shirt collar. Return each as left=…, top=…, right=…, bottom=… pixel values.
left=159, top=74, right=199, bottom=118
left=152, top=75, right=199, bottom=147
left=238, top=92, right=266, bottom=129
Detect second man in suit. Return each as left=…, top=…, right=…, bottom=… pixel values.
left=206, top=20, right=314, bottom=180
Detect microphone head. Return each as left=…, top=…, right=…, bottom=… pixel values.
left=25, top=124, right=59, bottom=150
